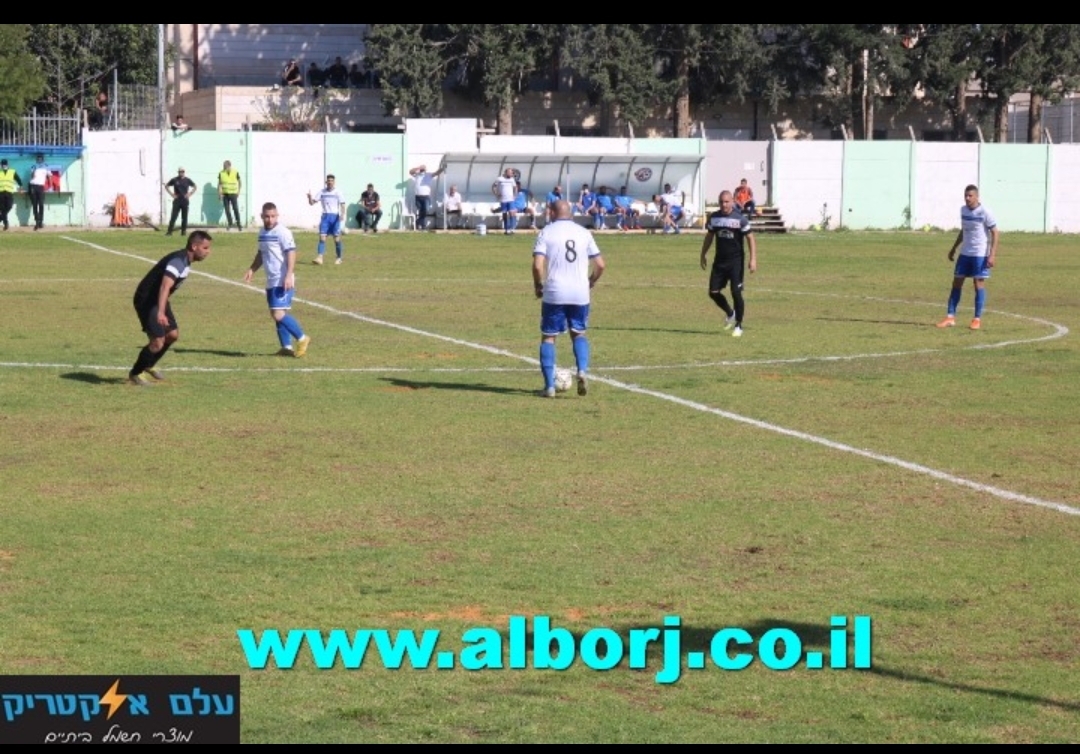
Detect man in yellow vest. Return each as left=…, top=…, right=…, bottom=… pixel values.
left=0, top=158, right=23, bottom=230
left=218, top=160, right=243, bottom=231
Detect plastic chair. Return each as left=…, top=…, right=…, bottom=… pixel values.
left=395, top=198, right=416, bottom=230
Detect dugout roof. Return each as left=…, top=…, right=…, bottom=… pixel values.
left=437, top=153, right=705, bottom=207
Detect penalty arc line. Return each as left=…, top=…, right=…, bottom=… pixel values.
left=61, top=236, right=1080, bottom=517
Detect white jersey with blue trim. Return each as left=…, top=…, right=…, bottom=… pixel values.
left=316, top=189, right=345, bottom=216
left=959, top=203, right=997, bottom=258
left=533, top=219, right=601, bottom=306
left=257, top=223, right=298, bottom=288
left=496, top=176, right=517, bottom=203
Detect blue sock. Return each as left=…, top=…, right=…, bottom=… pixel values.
left=947, top=288, right=962, bottom=316
left=280, top=314, right=304, bottom=340
left=572, top=336, right=590, bottom=374
left=539, top=341, right=556, bottom=389
left=974, top=288, right=986, bottom=317
left=276, top=321, right=291, bottom=348
left=335, top=240, right=343, bottom=259
left=317, top=239, right=325, bottom=257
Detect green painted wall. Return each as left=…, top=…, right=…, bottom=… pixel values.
left=328, top=132, right=408, bottom=227
left=841, top=141, right=913, bottom=229
left=977, top=144, right=1048, bottom=232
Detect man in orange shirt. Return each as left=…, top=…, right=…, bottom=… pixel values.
left=734, top=178, right=756, bottom=218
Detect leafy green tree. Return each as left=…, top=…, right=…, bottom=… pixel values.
left=565, top=24, right=664, bottom=135
left=647, top=24, right=710, bottom=137
left=899, top=24, right=983, bottom=141
left=363, top=24, right=452, bottom=118
left=0, top=25, right=47, bottom=119
left=25, top=24, right=157, bottom=114
left=792, top=24, right=917, bottom=140
left=445, top=24, right=558, bottom=134
left=976, top=24, right=1080, bottom=143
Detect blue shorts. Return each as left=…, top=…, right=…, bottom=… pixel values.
left=541, top=302, right=590, bottom=336
left=500, top=201, right=516, bottom=214
left=669, top=206, right=683, bottom=220
left=266, top=286, right=294, bottom=310
left=954, top=254, right=991, bottom=279
left=319, top=213, right=342, bottom=237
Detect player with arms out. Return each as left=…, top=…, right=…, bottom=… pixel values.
left=307, top=175, right=346, bottom=265
left=937, top=184, right=999, bottom=330
left=700, top=190, right=757, bottom=337
left=532, top=199, right=605, bottom=397
left=128, top=231, right=213, bottom=386
left=244, top=202, right=311, bottom=358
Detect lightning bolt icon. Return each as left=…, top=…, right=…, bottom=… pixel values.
left=99, top=679, right=128, bottom=720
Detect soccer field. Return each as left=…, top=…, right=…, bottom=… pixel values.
left=1, top=228, right=1078, bottom=742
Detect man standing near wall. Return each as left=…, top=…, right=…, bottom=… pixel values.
left=0, top=159, right=22, bottom=231
left=28, top=153, right=49, bottom=230
left=164, top=167, right=197, bottom=237
left=218, top=160, right=243, bottom=231
left=409, top=164, right=445, bottom=231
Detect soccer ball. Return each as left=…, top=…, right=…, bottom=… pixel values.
left=554, top=368, right=573, bottom=393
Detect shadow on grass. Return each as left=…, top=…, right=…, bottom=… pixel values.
left=172, top=347, right=249, bottom=358
left=606, top=619, right=1080, bottom=711
left=816, top=316, right=935, bottom=327
left=60, top=372, right=127, bottom=385
left=382, top=377, right=535, bottom=396
left=596, top=326, right=718, bottom=336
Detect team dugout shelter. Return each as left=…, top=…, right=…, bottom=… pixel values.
left=429, top=153, right=705, bottom=230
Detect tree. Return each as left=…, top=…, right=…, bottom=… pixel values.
left=901, top=24, right=984, bottom=141
left=792, top=24, right=917, bottom=139
left=0, top=25, right=47, bottom=119
left=648, top=24, right=710, bottom=137
left=564, top=24, right=664, bottom=135
left=976, top=24, right=1080, bottom=143
left=445, top=24, right=558, bottom=134
left=363, top=24, right=452, bottom=118
left=24, top=24, right=157, bottom=115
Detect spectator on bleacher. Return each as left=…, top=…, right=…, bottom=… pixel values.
left=170, top=115, right=190, bottom=134
left=307, top=62, right=325, bottom=88
left=326, top=57, right=349, bottom=88
left=614, top=186, right=641, bottom=231
left=281, top=59, right=302, bottom=87
left=546, top=185, right=563, bottom=206
left=592, top=186, right=615, bottom=230
left=734, top=178, right=756, bottom=218
left=444, top=185, right=464, bottom=229
left=348, top=63, right=366, bottom=89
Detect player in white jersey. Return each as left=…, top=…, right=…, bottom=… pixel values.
left=244, top=202, right=311, bottom=357
left=937, top=184, right=999, bottom=330
left=494, top=168, right=519, bottom=234
left=532, top=200, right=605, bottom=397
left=307, top=175, right=346, bottom=265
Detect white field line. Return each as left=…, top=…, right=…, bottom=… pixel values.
left=25, top=237, right=1080, bottom=517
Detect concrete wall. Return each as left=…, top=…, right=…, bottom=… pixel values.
left=36, top=126, right=1080, bottom=234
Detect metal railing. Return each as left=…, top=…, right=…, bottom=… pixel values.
left=0, top=110, right=81, bottom=146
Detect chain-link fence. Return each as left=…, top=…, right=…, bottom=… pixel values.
left=1008, top=97, right=1080, bottom=144
left=97, top=84, right=162, bottom=131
